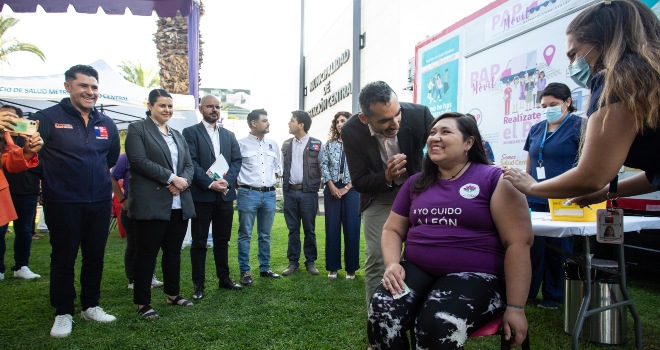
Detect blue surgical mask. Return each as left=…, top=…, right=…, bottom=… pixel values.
left=568, top=45, right=596, bottom=89
left=542, top=102, right=566, bottom=123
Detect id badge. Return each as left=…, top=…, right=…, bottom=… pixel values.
left=338, top=173, right=344, bottom=183
left=596, top=209, right=624, bottom=244
left=536, top=167, right=546, bottom=180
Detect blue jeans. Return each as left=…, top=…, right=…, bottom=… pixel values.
left=324, top=183, right=360, bottom=272
left=236, top=188, right=276, bottom=273
left=0, top=194, right=38, bottom=273
left=528, top=202, right=573, bottom=303
left=283, top=188, right=318, bottom=267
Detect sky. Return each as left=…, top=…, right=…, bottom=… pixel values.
left=0, top=0, right=492, bottom=143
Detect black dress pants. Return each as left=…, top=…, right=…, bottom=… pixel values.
left=121, top=208, right=157, bottom=283
left=133, top=209, right=188, bottom=305
left=45, top=201, right=112, bottom=316
left=190, top=195, right=234, bottom=284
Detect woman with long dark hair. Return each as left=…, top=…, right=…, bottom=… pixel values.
left=368, top=113, right=532, bottom=349
left=320, top=111, right=360, bottom=280
left=504, top=0, right=660, bottom=207
left=125, top=89, right=196, bottom=319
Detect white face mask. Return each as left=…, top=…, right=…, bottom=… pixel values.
left=542, top=101, right=567, bottom=123
left=568, top=45, right=596, bottom=89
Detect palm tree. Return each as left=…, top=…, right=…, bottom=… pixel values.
left=117, top=60, right=160, bottom=88
left=0, top=16, right=46, bottom=69
left=154, top=1, right=204, bottom=95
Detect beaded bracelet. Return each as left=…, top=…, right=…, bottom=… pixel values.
left=507, top=304, right=524, bottom=310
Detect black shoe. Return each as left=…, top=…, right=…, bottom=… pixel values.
left=240, top=272, right=254, bottom=286
left=219, top=278, right=244, bottom=290
left=259, top=270, right=281, bottom=279
left=191, top=283, right=204, bottom=300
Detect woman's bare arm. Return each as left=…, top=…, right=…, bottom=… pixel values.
left=505, top=103, right=637, bottom=198
left=381, top=212, right=411, bottom=295
left=491, top=175, right=534, bottom=348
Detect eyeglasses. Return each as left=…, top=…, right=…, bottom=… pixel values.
left=204, top=105, right=221, bottom=110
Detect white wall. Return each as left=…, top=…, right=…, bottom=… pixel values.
left=303, top=2, right=353, bottom=142
left=301, top=0, right=496, bottom=142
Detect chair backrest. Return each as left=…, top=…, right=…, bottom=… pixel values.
left=469, top=312, right=504, bottom=337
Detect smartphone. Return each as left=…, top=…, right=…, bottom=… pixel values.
left=1, top=118, right=38, bottom=135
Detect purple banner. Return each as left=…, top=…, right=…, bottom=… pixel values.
left=187, top=1, right=199, bottom=108
left=1, top=0, right=192, bottom=17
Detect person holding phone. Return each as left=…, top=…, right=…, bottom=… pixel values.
left=0, top=109, right=42, bottom=281
left=0, top=105, right=42, bottom=281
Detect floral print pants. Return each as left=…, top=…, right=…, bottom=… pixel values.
left=367, top=261, right=506, bottom=349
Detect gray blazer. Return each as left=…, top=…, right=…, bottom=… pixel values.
left=125, top=117, right=196, bottom=221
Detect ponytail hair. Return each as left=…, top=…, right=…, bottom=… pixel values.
left=146, top=89, right=172, bottom=117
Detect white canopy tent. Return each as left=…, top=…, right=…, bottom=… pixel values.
left=0, top=59, right=198, bottom=130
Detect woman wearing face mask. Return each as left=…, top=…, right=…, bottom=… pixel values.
left=504, top=0, right=660, bottom=209
left=522, top=83, right=581, bottom=309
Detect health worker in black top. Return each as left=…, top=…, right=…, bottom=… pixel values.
left=503, top=0, right=660, bottom=206
left=523, top=83, right=581, bottom=309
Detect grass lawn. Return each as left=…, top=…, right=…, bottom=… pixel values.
left=0, top=213, right=659, bottom=349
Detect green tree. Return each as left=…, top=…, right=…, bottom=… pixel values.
left=0, top=16, right=46, bottom=67
left=117, top=60, right=160, bottom=88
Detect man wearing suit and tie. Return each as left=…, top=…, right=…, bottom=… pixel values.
left=341, top=81, right=433, bottom=306
left=182, top=95, right=244, bottom=301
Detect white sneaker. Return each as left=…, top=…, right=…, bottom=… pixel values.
left=80, top=306, right=116, bottom=323
left=14, top=266, right=41, bottom=279
left=127, top=282, right=134, bottom=290
left=151, top=275, right=164, bottom=288
left=0, top=272, right=4, bottom=280
left=50, top=314, right=73, bottom=338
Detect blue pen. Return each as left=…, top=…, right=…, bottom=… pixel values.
left=586, top=205, right=593, bottom=210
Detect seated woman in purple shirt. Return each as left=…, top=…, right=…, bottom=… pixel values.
left=368, top=113, right=533, bottom=350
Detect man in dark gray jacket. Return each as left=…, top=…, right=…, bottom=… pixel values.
left=183, top=95, right=244, bottom=301
left=341, top=81, right=433, bottom=306
left=280, top=111, right=324, bottom=276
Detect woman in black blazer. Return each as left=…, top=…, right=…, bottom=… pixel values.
left=125, top=89, right=196, bottom=319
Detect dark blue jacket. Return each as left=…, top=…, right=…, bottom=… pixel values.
left=182, top=122, right=242, bottom=202
left=32, top=98, right=120, bottom=203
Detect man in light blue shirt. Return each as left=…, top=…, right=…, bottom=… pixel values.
left=235, top=109, right=282, bottom=286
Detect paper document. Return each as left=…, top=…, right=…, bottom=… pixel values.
left=206, top=156, right=229, bottom=180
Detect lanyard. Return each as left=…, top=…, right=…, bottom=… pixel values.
left=539, top=114, right=571, bottom=167
left=608, top=175, right=619, bottom=210
left=339, top=151, right=345, bottom=174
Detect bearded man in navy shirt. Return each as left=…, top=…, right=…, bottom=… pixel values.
left=31, top=65, right=120, bottom=338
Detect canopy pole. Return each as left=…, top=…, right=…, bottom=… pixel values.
left=299, top=0, right=305, bottom=111
left=188, top=0, right=200, bottom=108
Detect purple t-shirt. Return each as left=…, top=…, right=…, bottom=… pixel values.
left=391, top=163, right=505, bottom=276
left=110, top=153, right=130, bottom=197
